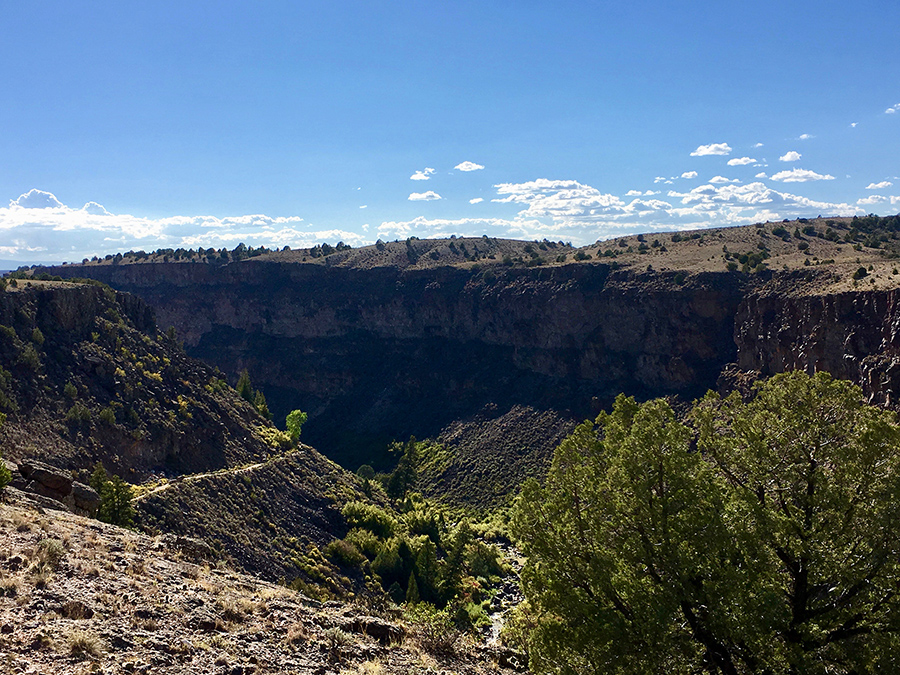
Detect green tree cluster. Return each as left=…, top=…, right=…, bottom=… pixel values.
left=512, top=372, right=900, bottom=674
left=235, top=369, right=272, bottom=420
left=336, top=497, right=504, bottom=625
left=89, top=463, right=135, bottom=528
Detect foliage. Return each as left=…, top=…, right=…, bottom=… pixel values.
left=512, top=372, right=900, bottom=674
left=384, top=436, right=421, bottom=501
left=285, top=409, right=308, bottom=441
left=404, top=603, right=464, bottom=656
left=236, top=369, right=254, bottom=402
left=323, top=539, right=366, bottom=568
left=342, top=501, right=396, bottom=539
left=90, top=463, right=135, bottom=528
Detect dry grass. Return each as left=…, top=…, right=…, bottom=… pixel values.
left=67, top=629, right=104, bottom=659
left=285, top=621, right=307, bottom=645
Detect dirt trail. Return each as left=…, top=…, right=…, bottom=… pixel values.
left=133, top=450, right=298, bottom=502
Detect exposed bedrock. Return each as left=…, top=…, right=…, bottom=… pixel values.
left=735, top=288, right=900, bottom=408
left=46, top=262, right=745, bottom=468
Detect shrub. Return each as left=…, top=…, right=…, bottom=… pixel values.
left=35, top=538, right=66, bottom=569
left=343, top=501, right=396, bottom=539
left=65, top=403, right=91, bottom=427
left=405, top=604, right=463, bottom=656
left=323, top=539, right=366, bottom=568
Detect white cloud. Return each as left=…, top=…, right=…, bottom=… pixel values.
left=82, top=201, right=110, bottom=216
left=681, top=171, right=698, bottom=179
left=798, top=134, right=814, bottom=140
left=410, top=167, right=436, bottom=181
left=753, top=143, right=764, bottom=148
left=482, top=178, right=861, bottom=243
left=858, top=195, right=888, bottom=205
left=359, top=205, right=368, bottom=209
left=626, top=190, right=643, bottom=196
left=408, top=191, right=442, bottom=201
left=709, top=176, right=740, bottom=184
left=12, top=189, right=65, bottom=209
left=886, top=104, right=899, bottom=114
left=0, top=188, right=377, bottom=262
left=690, top=143, right=732, bottom=156
left=454, top=161, right=484, bottom=172
left=770, top=168, right=835, bottom=182
left=469, top=198, right=484, bottom=204
left=755, top=172, right=768, bottom=178
left=727, top=157, right=756, bottom=166
left=851, top=122, right=858, bottom=127
left=866, top=181, right=893, bottom=190
left=653, top=176, right=667, bottom=183
left=779, top=151, right=802, bottom=162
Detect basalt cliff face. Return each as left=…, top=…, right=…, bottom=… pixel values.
left=735, top=287, right=900, bottom=408
left=45, top=261, right=747, bottom=472
left=39, top=258, right=900, bottom=500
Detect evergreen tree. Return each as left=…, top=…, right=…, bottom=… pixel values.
left=235, top=369, right=254, bottom=402
left=513, top=372, right=900, bottom=674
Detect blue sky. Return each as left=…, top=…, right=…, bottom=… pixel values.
left=1, top=1, right=899, bottom=262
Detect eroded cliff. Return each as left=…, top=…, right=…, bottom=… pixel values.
left=43, top=260, right=746, bottom=475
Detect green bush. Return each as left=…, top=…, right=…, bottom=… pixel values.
left=323, top=539, right=366, bottom=568
left=342, top=501, right=396, bottom=539
left=65, top=403, right=91, bottom=427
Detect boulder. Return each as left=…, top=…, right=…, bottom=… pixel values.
left=18, top=460, right=73, bottom=495
left=340, top=615, right=404, bottom=645
left=71, top=481, right=101, bottom=515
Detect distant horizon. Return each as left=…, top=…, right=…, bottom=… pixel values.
left=3, top=2, right=898, bottom=262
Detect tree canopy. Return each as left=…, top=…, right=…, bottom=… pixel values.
left=512, top=372, right=900, bottom=674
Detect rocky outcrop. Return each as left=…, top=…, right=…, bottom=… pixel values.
left=735, top=287, right=900, bottom=407
left=12, top=459, right=100, bottom=516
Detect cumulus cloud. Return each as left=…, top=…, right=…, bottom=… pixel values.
left=709, top=176, right=740, bottom=184
left=469, top=198, right=484, bottom=204
left=779, top=151, right=802, bottom=162
left=625, top=190, right=643, bottom=196
left=798, top=134, right=814, bottom=140
left=0, top=188, right=372, bottom=262
left=690, top=143, right=732, bottom=156
left=866, top=181, right=893, bottom=190
left=12, top=189, right=65, bottom=209
left=886, top=104, right=899, bottom=114
left=770, top=169, right=835, bottom=182
left=753, top=142, right=764, bottom=148
left=410, top=167, right=436, bottom=181
left=408, top=191, right=442, bottom=201
left=858, top=195, right=888, bottom=205
left=681, top=171, right=698, bottom=179
left=82, top=202, right=111, bottom=216
left=454, top=161, right=484, bottom=172
left=756, top=172, right=768, bottom=178
left=851, top=122, right=858, bottom=127
left=727, top=157, right=756, bottom=166
left=479, top=177, right=862, bottom=243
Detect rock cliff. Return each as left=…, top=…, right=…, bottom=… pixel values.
left=42, top=261, right=746, bottom=473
